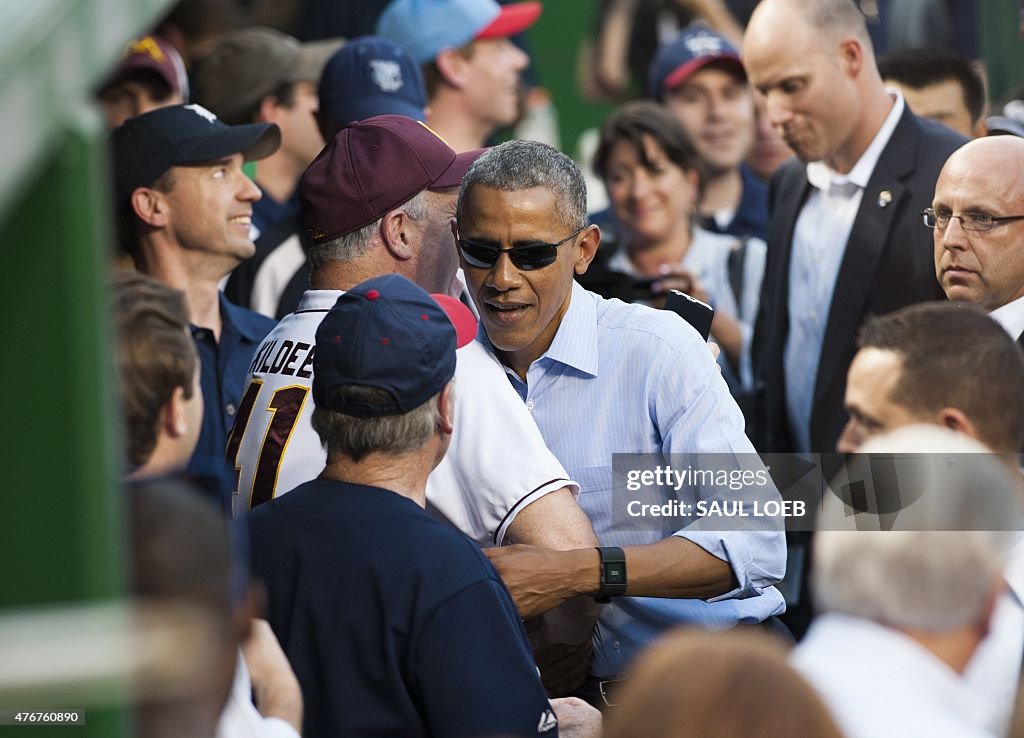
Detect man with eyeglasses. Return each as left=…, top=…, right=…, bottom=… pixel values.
left=455, top=139, right=786, bottom=707
left=931, top=136, right=1024, bottom=346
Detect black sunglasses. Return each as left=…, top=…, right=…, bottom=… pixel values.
left=457, top=225, right=585, bottom=271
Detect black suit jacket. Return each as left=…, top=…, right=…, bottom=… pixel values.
left=751, top=108, right=965, bottom=452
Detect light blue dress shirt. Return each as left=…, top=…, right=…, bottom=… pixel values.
left=481, top=281, right=786, bottom=677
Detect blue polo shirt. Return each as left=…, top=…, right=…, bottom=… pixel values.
left=188, top=294, right=275, bottom=476
left=700, top=164, right=769, bottom=242
left=246, top=479, right=558, bottom=738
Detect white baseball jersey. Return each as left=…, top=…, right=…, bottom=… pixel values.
left=227, top=289, right=578, bottom=545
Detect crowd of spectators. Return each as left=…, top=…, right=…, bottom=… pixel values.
left=99, top=0, right=1024, bottom=736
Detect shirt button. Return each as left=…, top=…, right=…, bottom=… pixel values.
left=526, top=400, right=534, bottom=410
left=194, top=330, right=207, bottom=341
left=226, top=403, right=236, bottom=416
left=612, top=641, right=621, bottom=650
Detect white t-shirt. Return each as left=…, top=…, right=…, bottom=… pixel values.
left=227, top=289, right=577, bottom=545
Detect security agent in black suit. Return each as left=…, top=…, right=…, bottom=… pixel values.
left=742, top=0, right=966, bottom=455
left=741, top=0, right=965, bottom=637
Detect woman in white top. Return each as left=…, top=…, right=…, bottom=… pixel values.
left=592, top=100, right=765, bottom=391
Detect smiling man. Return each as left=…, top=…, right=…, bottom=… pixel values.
left=648, top=24, right=766, bottom=241
left=112, top=104, right=280, bottom=474
left=376, top=0, right=539, bottom=152
left=932, top=135, right=1024, bottom=345
left=456, top=140, right=785, bottom=703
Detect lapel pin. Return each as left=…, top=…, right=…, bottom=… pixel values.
left=877, top=190, right=892, bottom=208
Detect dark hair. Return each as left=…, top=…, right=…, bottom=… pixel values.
left=225, top=80, right=297, bottom=126
left=604, top=627, right=845, bottom=738
left=458, top=140, right=588, bottom=232
left=97, top=69, right=175, bottom=103
left=594, top=100, right=704, bottom=194
left=878, top=48, right=986, bottom=124
left=112, top=271, right=197, bottom=469
left=857, top=302, right=1024, bottom=452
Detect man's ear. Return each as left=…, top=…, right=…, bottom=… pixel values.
left=936, top=407, right=981, bottom=441
left=573, top=224, right=602, bottom=276
left=435, top=47, right=468, bottom=89
left=437, top=382, right=455, bottom=436
left=380, top=207, right=417, bottom=262
left=257, top=94, right=281, bottom=124
left=131, top=187, right=169, bottom=228
left=838, top=36, right=864, bottom=78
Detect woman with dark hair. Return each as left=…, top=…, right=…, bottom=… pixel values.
left=592, top=99, right=765, bottom=391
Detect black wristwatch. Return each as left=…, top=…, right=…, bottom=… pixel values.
left=594, top=546, right=627, bottom=603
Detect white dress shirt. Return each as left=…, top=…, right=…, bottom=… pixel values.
left=793, top=613, right=995, bottom=738
left=989, top=294, right=1024, bottom=341
left=964, top=538, right=1024, bottom=736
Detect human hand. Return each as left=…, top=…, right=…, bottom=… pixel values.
left=485, top=545, right=595, bottom=619
left=550, top=697, right=603, bottom=738
left=651, top=265, right=710, bottom=305
left=242, top=619, right=303, bottom=732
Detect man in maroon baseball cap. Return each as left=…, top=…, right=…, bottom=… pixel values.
left=96, top=35, right=189, bottom=128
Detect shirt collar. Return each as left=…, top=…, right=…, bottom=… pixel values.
left=217, top=292, right=271, bottom=342
left=543, top=281, right=599, bottom=376
left=806, top=91, right=905, bottom=192
left=477, top=280, right=599, bottom=378
left=989, top=294, right=1024, bottom=341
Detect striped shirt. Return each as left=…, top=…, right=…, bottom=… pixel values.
left=481, top=281, right=786, bottom=677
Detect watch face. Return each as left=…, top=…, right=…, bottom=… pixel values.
left=606, top=562, right=626, bottom=584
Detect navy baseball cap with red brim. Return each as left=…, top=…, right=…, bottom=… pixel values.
left=313, top=273, right=478, bottom=417
left=648, top=25, right=745, bottom=100
left=111, top=103, right=280, bottom=211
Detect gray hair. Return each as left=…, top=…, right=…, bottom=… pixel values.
left=457, top=140, right=588, bottom=231
left=814, top=425, right=1020, bottom=630
left=310, top=385, right=443, bottom=462
left=308, top=191, right=429, bottom=269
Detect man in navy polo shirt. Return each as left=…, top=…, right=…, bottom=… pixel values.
left=245, top=273, right=589, bottom=737
left=111, top=104, right=280, bottom=479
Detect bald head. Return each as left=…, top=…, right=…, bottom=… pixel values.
left=940, top=135, right=1024, bottom=185
left=932, top=136, right=1024, bottom=312
left=747, top=0, right=871, bottom=52
left=743, top=0, right=885, bottom=171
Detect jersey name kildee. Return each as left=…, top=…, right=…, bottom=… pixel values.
left=248, top=339, right=316, bottom=378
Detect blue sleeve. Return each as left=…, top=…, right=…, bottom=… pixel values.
left=413, top=578, right=558, bottom=738
left=649, top=316, right=787, bottom=597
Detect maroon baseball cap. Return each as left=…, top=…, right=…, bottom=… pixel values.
left=98, top=35, right=189, bottom=100
left=300, top=115, right=482, bottom=243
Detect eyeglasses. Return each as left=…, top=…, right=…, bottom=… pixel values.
left=457, top=225, right=585, bottom=271
left=921, top=207, right=1024, bottom=232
